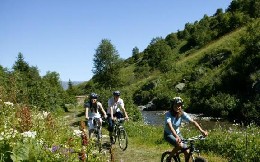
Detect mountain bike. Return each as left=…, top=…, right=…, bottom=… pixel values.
left=111, top=118, right=128, bottom=151
left=161, top=135, right=207, bottom=162
left=89, top=117, right=103, bottom=152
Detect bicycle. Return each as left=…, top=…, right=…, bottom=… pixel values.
left=161, top=135, right=207, bottom=162
left=89, top=117, right=103, bottom=152
left=111, top=118, right=128, bottom=151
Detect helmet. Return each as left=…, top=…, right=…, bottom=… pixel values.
left=171, top=97, right=184, bottom=105
left=113, top=90, right=120, bottom=96
left=89, top=93, right=98, bottom=99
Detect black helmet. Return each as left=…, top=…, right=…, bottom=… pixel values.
left=171, top=97, right=184, bottom=105
left=113, top=90, right=120, bottom=96
left=89, top=93, right=98, bottom=99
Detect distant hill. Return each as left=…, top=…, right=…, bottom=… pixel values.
left=61, top=81, right=83, bottom=90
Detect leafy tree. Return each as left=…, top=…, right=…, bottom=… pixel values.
left=227, top=0, right=260, bottom=18
left=92, top=39, right=122, bottom=88
left=41, top=71, right=65, bottom=111
left=165, top=33, right=179, bottom=49
left=143, top=39, right=172, bottom=72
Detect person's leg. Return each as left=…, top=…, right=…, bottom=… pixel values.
left=164, top=132, right=182, bottom=158
left=88, top=119, right=94, bottom=138
left=184, top=149, right=191, bottom=162
left=107, top=114, right=114, bottom=142
left=97, top=118, right=102, bottom=138
left=88, top=129, right=94, bottom=138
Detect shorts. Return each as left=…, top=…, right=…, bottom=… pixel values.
left=164, top=131, right=185, bottom=147
left=87, top=117, right=102, bottom=130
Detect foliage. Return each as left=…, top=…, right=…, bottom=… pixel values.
left=0, top=101, right=106, bottom=162
left=143, top=39, right=172, bottom=72
left=92, top=39, right=122, bottom=88
left=0, top=53, right=75, bottom=113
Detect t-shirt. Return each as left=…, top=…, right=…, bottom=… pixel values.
left=164, top=111, right=192, bottom=135
left=84, top=101, right=102, bottom=118
left=107, top=97, right=124, bottom=115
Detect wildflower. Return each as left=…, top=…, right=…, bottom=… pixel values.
left=42, top=111, right=50, bottom=119
left=37, top=138, right=44, bottom=145
left=21, top=131, right=37, bottom=138
left=78, top=149, right=86, bottom=161
left=0, top=128, right=18, bottom=140
left=51, top=145, right=60, bottom=152
left=73, top=130, right=82, bottom=137
left=81, top=132, right=88, bottom=146
left=4, top=101, right=14, bottom=107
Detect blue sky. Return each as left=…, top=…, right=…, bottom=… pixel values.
left=0, top=0, right=232, bottom=81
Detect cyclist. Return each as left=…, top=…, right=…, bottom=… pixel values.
left=107, top=90, right=129, bottom=143
left=164, top=97, right=208, bottom=162
left=84, top=93, right=107, bottom=138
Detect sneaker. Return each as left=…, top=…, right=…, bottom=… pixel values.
left=110, top=136, right=115, bottom=144
left=166, top=156, right=172, bottom=162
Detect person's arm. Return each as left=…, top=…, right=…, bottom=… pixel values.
left=190, top=120, right=208, bottom=136
left=119, top=99, right=128, bottom=119
left=110, top=106, right=114, bottom=120
left=99, top=103, right=107, bottom=119
left=167, top=121, right=181, bottom=144
left=121, top=106, right=129, bottom=119
left=85, top=107, right=89, bottom=120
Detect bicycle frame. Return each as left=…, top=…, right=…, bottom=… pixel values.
left=89, top=117, right=103, bottom=152
left=112, top=118, right=128, bottom=151
left=161, top=135, right=207, bottom=162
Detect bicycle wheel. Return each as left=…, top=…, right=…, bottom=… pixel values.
left=111, top=127, right=117, bottom=144
left=97, top=132, right=102, bottom=152
left=161, top=151, right=181, bottom=162
left=194, top=157, right=207, bottom=162
left=118, top=127, right=128, bottom=151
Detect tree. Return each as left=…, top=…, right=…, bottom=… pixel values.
left=132, top=46, right=140, bottom=61
left=92, top=39, right=122, bottom=88
left=165, top=33, right=179, bottom=49
left=143, top=39, right=172, bottom=72
left=12, top=52, right=29, bottom=73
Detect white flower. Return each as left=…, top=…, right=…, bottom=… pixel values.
left=37, top=138, right=44, bottom=145
left=0, top=128, right=18, bottom=140
left=73, top=130, right=82, bottom=137
left=42, top=111, right=50, bottom=119
left=4, top=101, right=14, bottom=107
left=21, top=131, right=37, bottom=138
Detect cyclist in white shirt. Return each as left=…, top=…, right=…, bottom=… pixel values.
left=84, top=93, right=107, bottom=138
left=107, top=91, right=129, bottom=143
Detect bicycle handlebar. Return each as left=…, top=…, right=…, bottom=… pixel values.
left=182, top=135, right=206, bottom=142
left=116, top=118, right=125, bottom=122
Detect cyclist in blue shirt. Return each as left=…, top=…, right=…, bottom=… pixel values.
left=164, top=97, right=208, bottom=162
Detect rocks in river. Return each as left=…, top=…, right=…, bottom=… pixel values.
left=139, top=101, right=156, bottom=111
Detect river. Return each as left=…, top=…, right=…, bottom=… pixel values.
left=141, top=110, right=234, bottom=130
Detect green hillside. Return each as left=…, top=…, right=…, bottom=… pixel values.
left=77, top=0, right=260, bottom=125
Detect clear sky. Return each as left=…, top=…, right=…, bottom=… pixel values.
left=0, top=0, right=232, bottom=81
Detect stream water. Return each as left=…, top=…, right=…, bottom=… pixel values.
left=141, top=110, right=234, bottom=130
